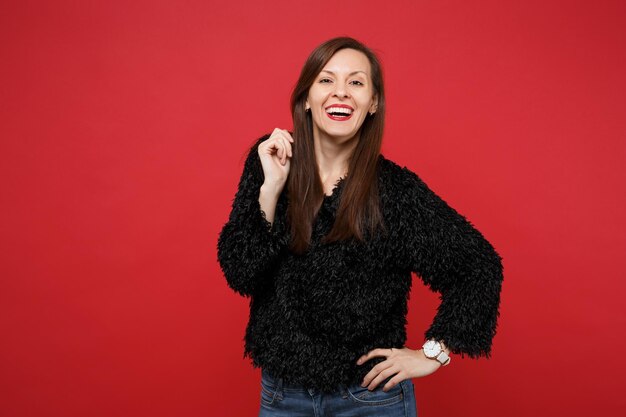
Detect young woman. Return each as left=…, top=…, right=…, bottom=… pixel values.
left=217, top=36, right=504, bottom=417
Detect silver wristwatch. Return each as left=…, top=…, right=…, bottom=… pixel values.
left=422, top=339, right=451, bottom=366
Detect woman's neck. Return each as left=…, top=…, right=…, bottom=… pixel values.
left=313, top=132, right=357, bottom=181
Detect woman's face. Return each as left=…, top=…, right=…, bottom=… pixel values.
left=307, top=48, right=378, bottom=144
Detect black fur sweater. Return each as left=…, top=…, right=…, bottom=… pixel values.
left=217, top=133, right=504, bottom=393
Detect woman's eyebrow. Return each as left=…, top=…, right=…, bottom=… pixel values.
left=320, top=70, right=367, bottom=76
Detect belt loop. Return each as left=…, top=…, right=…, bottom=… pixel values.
left=339, top=383, right=348, bottom=399
left=276, top=377, right=284, bottom=400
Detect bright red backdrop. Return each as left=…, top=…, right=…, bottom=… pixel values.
left=1, top=1, right=624, bottom=416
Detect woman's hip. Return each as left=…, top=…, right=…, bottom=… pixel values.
left=258, top=368, right=418, bottom=417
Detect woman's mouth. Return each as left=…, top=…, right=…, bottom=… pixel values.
left=325, top=107, right=353, bottom=121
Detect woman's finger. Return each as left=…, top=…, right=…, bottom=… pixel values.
left=260, top=136, right=280, bottom=159
left=278, top=135, right=292, bottom=161
left=274, top=134, right=292, bottom=165
left=277, top=136, right=287, bottom=164
left=362, top=363, right=396, bottom=391
left=272, top=135, right=287, bottom=165
left=264, top=128, right=293, bottom=166
left=382, top=373, right=405, bottom=393
left=280, top=129, right=294, bottom=142
left=278, top=132, right=292, bottom=157
left=357, top=348, right=387, bottom=364
left=274, top=136, right=285, bottom=163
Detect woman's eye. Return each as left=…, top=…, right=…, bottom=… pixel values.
left=319, top=78, right=364, bottom=85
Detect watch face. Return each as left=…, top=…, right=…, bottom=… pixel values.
left=423, top=340, right=442, bottom=357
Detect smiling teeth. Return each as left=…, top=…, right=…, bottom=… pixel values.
left=326, top=107, right=353, bottom=115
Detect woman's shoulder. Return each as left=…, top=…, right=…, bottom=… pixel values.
left=378, top=155, right=476, bottom=230
left=377, top=154, right=428, bottom=196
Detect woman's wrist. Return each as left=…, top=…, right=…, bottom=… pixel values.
left=259, top=183, right=281, bottom=225
left=260, top=182, right=283, bottom=198
left=409, top=348, right=443, bottom=378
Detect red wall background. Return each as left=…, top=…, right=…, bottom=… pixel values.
left=1, top=1, right=624, bottom=416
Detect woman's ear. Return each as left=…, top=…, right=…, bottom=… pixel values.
left=371, top=95, right=378, bottom=112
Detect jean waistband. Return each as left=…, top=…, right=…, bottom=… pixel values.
left=261, top=368, right=396, bottom=395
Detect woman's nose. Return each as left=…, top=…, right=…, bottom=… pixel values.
left=333, top=83, right=349, bottom=97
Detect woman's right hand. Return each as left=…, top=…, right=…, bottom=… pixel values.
left=258, top=128, right=294, bottom=194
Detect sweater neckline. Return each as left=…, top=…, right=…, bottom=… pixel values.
left=323, top=175, right=347, bottom=200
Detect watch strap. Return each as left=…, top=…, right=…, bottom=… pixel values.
left=436, top=351, right=451, bottom=366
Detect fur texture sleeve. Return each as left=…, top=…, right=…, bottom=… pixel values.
left=217, top=134, right=286, bottom=298
left=401, top=167, right=504, bottom=359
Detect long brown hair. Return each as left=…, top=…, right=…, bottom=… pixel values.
left=287, top=36, right=387, bottom=255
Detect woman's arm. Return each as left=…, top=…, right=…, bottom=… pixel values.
left=400, top=167, right=504, bottom=359
left=216, top=134, right=287, bottom=298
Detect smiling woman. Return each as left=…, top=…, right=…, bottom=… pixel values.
left=306, top=48, right=378, bottom=160
left=217, top=36, right=504, bottom=417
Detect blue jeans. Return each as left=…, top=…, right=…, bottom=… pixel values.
left=258, top=368, right=418, bottom=416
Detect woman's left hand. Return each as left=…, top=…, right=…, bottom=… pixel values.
left=356, top=347, right=442, bottom=392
